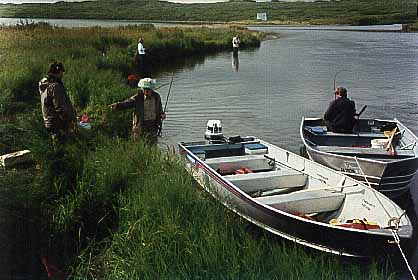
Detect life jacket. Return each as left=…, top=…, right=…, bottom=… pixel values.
left=330, top=218, right=380, bottom=230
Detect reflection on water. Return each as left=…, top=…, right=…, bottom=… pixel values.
left=232, top=52, right=239, bottom=72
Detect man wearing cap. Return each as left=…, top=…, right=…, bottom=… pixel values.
left=324, top=86, right=357, bottom=133
left=39, top=61, right=77, bottom=143
left=109, top=78, right=166, bottom=143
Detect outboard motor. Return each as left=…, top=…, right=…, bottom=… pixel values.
left=204, top=120, right=223, bottom=141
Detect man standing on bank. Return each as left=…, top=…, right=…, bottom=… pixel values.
left=39, top=61, right=77, bottom=143
left=108, top=78, right=166, bottom=143
left=324, top=86, right=357, bottom=133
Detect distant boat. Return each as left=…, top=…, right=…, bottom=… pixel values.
left=178, top=123, right=412, bottom=257
left=300, top=117, right=418, bottom=196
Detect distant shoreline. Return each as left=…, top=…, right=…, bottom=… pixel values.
left=0, top=0, right=415, bottom=27
left=0, top=17, right=411, bottom=32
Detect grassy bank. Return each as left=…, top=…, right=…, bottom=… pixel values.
left=70, top=140, right=396, bottom=279
left=0, top=24, right=395, bottom=278
left=403, top=21, right=418, bottom=32
left=0, top=0, right=415, bottom=26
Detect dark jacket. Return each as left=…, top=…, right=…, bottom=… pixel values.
left=39, top=75, right=76, bottom=131
left=324, top=97, right=356, bottom=133
left=112, top=90, right=163, bottom=135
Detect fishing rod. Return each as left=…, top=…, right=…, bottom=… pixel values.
left=157, top=73, right=175, bottom=136
left=333, top=69, right=350, bottom=92
left=155, top=76, right=185, bottom=91
left=333, top=70, right=367, bottom=118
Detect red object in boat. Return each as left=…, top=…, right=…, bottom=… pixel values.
left=337, top=219, right=380, bottom=230
left=235, top=167, right=253, bottom=174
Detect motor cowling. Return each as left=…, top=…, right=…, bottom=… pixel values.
left=204, top=120, right=223, bottom=140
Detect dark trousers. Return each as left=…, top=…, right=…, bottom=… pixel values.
left=132, top=120, right=159, bottom=144
left=137, top=54, right=146, bottom=77
left=46, top=127, right=70, bottom=145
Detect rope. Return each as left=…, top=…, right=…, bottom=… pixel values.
left=353, top=156, right=393, bottom=221
left=388, top=218, right=416, bottom=280
left=353, top=156, right=372, bottom=188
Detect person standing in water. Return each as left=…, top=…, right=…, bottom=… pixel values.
left=232, top=35, right=240, bottom=54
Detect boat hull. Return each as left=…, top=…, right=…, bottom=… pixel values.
left=179, top=140, right=412, bottom=258
left=306, top=148, right=418, bottom=195
left=301, top=117, right=418, bottom=196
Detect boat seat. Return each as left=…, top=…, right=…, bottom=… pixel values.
left=205, top=155, right=272, bottom=174
left=254, top=189, right=346, bottom=214
left=315, top=145, right=415, bottom=157
left=224, top=170, right=307, bottom=193
left=325, top=132, right=386, bottom=138
left=305, top=127, right=386, bottom=138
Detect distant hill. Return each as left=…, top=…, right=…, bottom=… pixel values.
left=0, top=0, right=415, bottom=25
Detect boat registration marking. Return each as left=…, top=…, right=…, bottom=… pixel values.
left=341, top=161, right=360, bottom=174
left=316, top=173, right=329, bottom=183
left=361, top=199, right=376, bottom=211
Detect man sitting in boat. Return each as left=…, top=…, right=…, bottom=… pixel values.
left=324, top=86, right=357, bottom=133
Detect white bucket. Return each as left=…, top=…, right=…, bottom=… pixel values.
left=371, top=139, right=388, bottom=148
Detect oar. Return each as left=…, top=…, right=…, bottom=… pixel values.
left=157, top=73, right=175, bottom=137
left=385, top=127, right=398, bottom=152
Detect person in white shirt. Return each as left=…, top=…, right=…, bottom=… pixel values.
left=136, top=37, right=147, bottom=76
left=232, top=35, right=240, bottom=54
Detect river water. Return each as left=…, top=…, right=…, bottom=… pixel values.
left=158, top=28, right=418, bottom=151
left=1, top=19, right=417, bottom=277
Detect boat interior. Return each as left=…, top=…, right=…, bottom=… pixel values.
left=182, top=137, right=405, bottom=229
left=303, top=118, right=417, bottom=160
